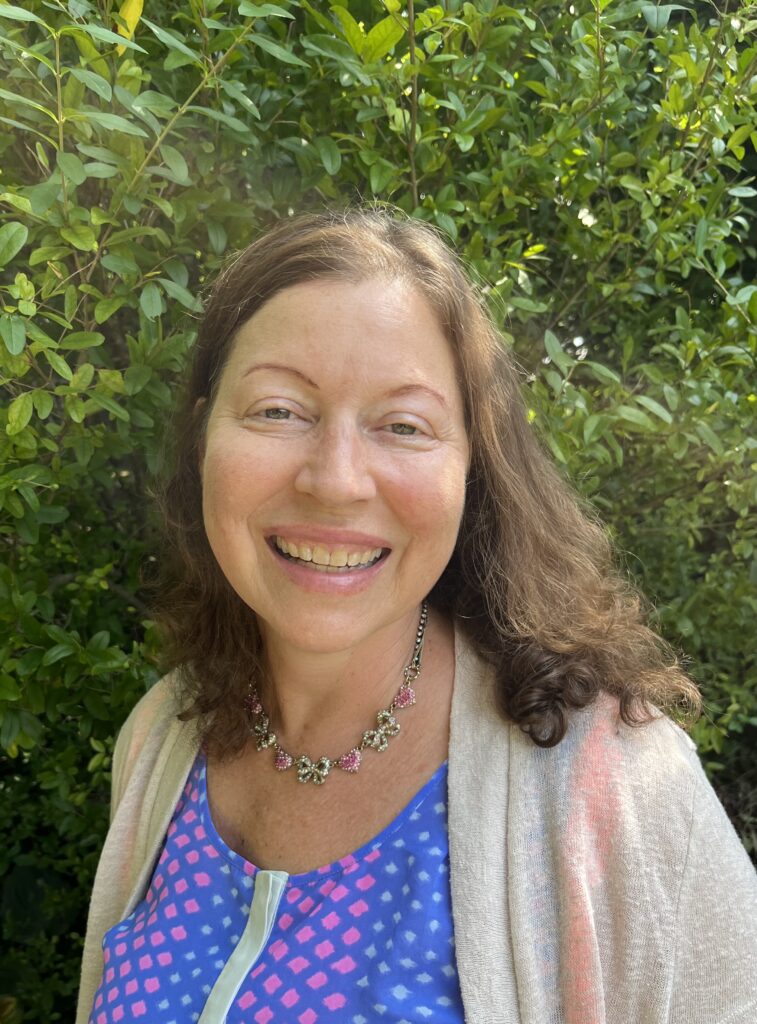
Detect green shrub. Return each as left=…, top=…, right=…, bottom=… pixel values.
left=1, top=0, right=755, bottom=1017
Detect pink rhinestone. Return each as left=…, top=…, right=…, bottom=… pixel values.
left=394, top=685, right=416, bottom=709
left=338, top=749, right=361, bottom=773
left=244, top=691, right=263, bottom=715
left=274, top=750, right=293, bottom=771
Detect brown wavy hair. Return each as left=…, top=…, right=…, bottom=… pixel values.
left=153, top=207, right=701, bottom=758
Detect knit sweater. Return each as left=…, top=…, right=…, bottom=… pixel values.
left=77, top=625, right=757, bottom=1024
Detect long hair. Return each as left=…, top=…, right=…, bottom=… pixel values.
left=153, top=208, right=701, bottom=757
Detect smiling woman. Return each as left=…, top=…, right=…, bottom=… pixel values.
left=200, top=276, right=468, bottom=651
left=77, top=209, right=757, bottom=1024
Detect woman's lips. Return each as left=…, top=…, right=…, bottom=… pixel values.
left=266, top=525, right=391, bottom=549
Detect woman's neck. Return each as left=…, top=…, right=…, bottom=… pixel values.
left=256, top=607, right=430, bottom=753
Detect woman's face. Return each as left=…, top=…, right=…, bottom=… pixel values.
left=200, top=276, right=469, bottom=654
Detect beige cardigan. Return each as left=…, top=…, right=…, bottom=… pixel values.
left=78, top=626, right=757, bottom=1023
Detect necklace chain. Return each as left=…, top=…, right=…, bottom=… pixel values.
left=244, top=601, right=429, bottom=785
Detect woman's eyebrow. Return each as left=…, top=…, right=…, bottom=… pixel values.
left=242, top=362, right=318, bottom=387
left=386, top=383, right=449, bottom=410
left=241, top=364, right=448, bottom=410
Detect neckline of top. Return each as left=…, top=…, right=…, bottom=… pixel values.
left=195, top=750, right=449, bottom=885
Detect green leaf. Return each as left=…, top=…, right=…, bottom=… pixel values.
left=133, top=90, right=178, bottom=117
left=616, top=405, right=656, bottom=430
left=159, top=143, right=190, bottom=184
left=583, top=413, right=603, bottom=445
left=43, top=349, right=73, bottom=381
left=0, top=676, right=21, bottom=700
left=29, top=245, right=70, bottom=266
left=636, top=395, right=673, bottom=424
left=56, top=150, right=87, bottom=186
left=727, top=285, right=757, bottom=307
left=694, top=218, right=708, bottom=258
left=68, top=67, right=112, bottom=101
left=65, top=394, right=85, bottom=422
left=186, top=105, right=251, bottom=135
left=60, top=224, right=98, bottom=252
left=362, top=15, right=404, bottom=63
left=314, top=136, right=342, bottom=175
left=238, top=1, right=294, bottom=16
left=6, top=392, right=34, bottom=435
left=696, top=421, right=724, bottom=455
left=663, top=384, right=679, bottom=412
left=65, top=23, right=147, bottom=53
left=0, top=221, right=29, bottom=267
left=158, top=277, right=202, bottom=312
left=32, top=390, right=53, bottom=419
left=524, top=80, right=548, bottom=98
left=0, top=314, right=26, bottom=356
left=83, top=161, right=119, bottom=178
left=300, top=0, right=338, bottom=32
left=94, top=297, right=125, bottom=324
left=0, top=191, right=32, bottom=214
left=218, top=78, right=261, bottom=119
left=207, top=222, right=227, bottom=255
left=141, top=18, right=202, bottom=61
left=0, top=88, right=55, bottom=121
left=27, top=179, right=61, bottom=215
left=70, top=362, right=95, bottom=390
left=510, top=295, right=548, bottom=313
left=332, top=5, right=364, bottom=54
left=641, top=4, right=689, bottom=31
left=0, top=4, right=44, bottom=22
left=102, top=252, right=139, bottom=278
left=545, top=432, right=567, bottom=464
left=727, top=124, right=752, bottom=154
left=583, top=361, right=621, bottom=385
left=124, top=364, right=152, bottom=395
left=59, top=331, right=105, bottom=350
left=250, top=31, right=309, bottom=66
left=42, top=643, right=76, bottom=666
left=544, top=330, right=574, bottom=374
left=140, top=282, right=163, bottom=320
left=72, top=110, right=148, bottom=138
left=37, top=505, right=69, bottom=523
left=369, top=159, right=396, bottom=193
left=89, top=392, right=130, bottom=421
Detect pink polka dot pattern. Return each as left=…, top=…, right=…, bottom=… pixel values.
left=90, top=753, right=462, bottom=1023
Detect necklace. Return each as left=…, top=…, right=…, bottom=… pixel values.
left=243, top=601, right=429, bottom=785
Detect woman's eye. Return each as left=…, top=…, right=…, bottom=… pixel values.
left=263, top=408, right=292, bottom=420
left=388, top=422, right=418, bottom=436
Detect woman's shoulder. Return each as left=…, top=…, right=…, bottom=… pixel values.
left=562, top=691, right=698, bottom=771
left=508, top=691, right=723, bottom=880
left=111, top=670, right=190, bottom=815
left=514, top=692, right=703, bottom=809
left=115, top=671, right=185, bottom=753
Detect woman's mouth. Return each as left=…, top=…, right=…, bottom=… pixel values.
left=270, top=535, right=389, bottom=573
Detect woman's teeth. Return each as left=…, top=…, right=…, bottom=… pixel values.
left=274, top=536, right=383, bottom=570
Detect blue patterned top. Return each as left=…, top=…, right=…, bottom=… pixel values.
left=89, top=751, right=465, bottom=1023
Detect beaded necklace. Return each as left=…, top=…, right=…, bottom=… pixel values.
left=244, top=601, right=429, bottom=785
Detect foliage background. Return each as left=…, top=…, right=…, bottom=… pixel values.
left=1, top=0, right=756, bottom=1017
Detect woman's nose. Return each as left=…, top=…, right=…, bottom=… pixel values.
left=293, top=421, right=377, bottom=506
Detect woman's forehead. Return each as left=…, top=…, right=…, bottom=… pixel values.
left=226, top=277, right=455, bottom=374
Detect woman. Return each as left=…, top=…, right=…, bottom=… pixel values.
left=78, top=209, right=757, bottom=1024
